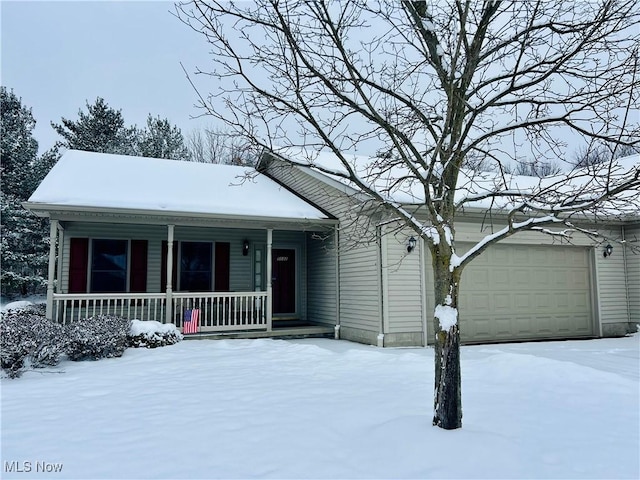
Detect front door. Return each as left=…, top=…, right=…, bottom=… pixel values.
left=272, top=249, right=296, bottom=315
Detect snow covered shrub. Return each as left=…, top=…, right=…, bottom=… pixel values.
left=128, top=320, right=183, bottom=348
left=0, top=305, right=65, bottom=378
left=27, top=315, right=65, bottom=368
left=65, top=315, right=131, bottom=361
left=0, top=310, right=36, bottom=378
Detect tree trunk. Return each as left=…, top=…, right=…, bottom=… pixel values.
left=432, top=253, right=462, bottom=430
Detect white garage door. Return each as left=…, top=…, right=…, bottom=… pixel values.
left=457, top=243, right=593, bottom=343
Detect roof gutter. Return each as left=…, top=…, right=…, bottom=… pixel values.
left=22, top=201, right=337, bottom=226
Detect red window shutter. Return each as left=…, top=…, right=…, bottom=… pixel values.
left=130, top=240, right=148, bottom=293
left=161, top=241, right=178, bottom=292
left=214, top=242, right=230, bottom=292
left=69, top=238, right=89, bottom=293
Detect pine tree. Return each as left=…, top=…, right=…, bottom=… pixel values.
left=51, top=97, right=137, bottom=155
left=0, top=193, right=50, bottom=296
left=136, top=115, right=191, bottom=160
left=1, top=87, right=38, bottom=198
left=1, top=88, right=52, bottom=297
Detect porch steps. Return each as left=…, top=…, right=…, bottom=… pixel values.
left=184, top=325, right=335, bottom=341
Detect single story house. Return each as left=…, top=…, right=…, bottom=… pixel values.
left=24, top=150, right=339, bottom=338
left=25, top=149, right=639, bottom=346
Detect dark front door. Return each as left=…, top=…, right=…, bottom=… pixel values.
left=272, top=249, right=296, bottom=314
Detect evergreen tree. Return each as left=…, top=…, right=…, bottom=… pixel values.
left=0, top=193, right=50, bottom=296
left=136, top=115, right=191, bottom=160
left=0, top=88, right=52, bottom=297
left=1, top=87, right=38, bottom=198
left=51, top=97, right=137, bottom=155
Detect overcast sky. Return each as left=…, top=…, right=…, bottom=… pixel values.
left=1, top=0, right=216, bottom=154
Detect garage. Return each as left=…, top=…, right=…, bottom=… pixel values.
left=455, top=243, right=594, bottom=343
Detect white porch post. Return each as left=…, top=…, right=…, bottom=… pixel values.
left=266, top=228, right=273, bottom=331
left=56, top=223, right=64, bottom=294
left=46, top=219, right=58, bottom=320
left=165, top=224, right=175, bottom=324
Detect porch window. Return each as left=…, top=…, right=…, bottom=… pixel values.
left=91, top=239, right=128, bottom=292
left=180, top=242, right=212, bottom=291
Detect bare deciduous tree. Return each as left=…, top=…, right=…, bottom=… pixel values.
left=176, top=0, right=640, bottom=429
left=504, top=159, right=562, bottom=177
left=186, top=126, right=258, bottom=166
left=573, top=139, right=640, bottom=167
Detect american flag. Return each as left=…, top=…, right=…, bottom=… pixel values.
left=183, top=309, right=199, bottom=334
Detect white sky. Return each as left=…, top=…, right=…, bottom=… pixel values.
left=1, top=0, right=217, bottom=154
left=1, top=2, right=634, bottom=164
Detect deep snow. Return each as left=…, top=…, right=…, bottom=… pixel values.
left=26, top=150, right=329, bottom=220
left=1, top=335, right=638, bottom=479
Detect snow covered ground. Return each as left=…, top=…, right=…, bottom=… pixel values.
left=0, top=296, right=46, bottom=313
left=2, top=335, right=638, bottom=479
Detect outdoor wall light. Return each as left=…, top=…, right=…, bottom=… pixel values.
left=242, top=240, right=250, bottom=256
left=603, top=244, right=613, bottom=258
left=407, top=236, right=417, bottom=253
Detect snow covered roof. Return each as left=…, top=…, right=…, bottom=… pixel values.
left=26, top=150, right=332, bottom=222
left=268, top=147, right=640, bottom=218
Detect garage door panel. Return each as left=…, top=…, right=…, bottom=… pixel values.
left=493, top=317, right=514, bottom=337
left=513, top=270, right=530, bottom=285
left=492, top=268, right=510, bottom=285
left=534, top=316, right=554, bottom=335
left=512, top=316, right=531, bottom=336
left=532, top=269, right=549, bottom=286
left=514, top=293, right=531, bottom=309
left=493, top=293, right=511, bottom=311
left=552, top=270, right=569, bottom=286
left=534, top=293, right=551, bottom=310
left=462, top=293, right=490, bottom=312
left=467, top=269, right=489, bottom=285
left=572, top=292, right=590, bottom=309
left=456, top=243, right=593, bottom=343
left=555, top=292, right=570, bottom=309
left=462, top=317, right=492, bottom=339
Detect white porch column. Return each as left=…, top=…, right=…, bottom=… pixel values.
left=56, top=223, right=64, bottom=294
left=266, top=228, right=273, bottom=331
left=46, top=219, right=58, bottom=320
left=165, top=224, right=175, bottom=324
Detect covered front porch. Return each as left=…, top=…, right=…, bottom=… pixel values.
left=44, top=220, right=338, bottom=337
left=25, top=150, right=339, bottom=338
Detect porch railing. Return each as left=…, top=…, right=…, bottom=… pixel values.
left=173, top=292, right=268, bottom=332
left=52, top=293, right=167, bottom=325
left=51, top=291, right=269, bottom=332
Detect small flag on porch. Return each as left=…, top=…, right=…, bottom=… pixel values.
left=183, top=309, right=200, bottom=334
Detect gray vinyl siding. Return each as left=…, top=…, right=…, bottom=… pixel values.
left=306, top=231, right=337, bottom=326
left=624, top=224, right=640, bottom=327
left=593, top=226, right=631, bottom=335
left=263, top=159, right=382, bottom=336
left=382, top=227, right=424, bottom=335
left=58, top=222, right=308, bottom=319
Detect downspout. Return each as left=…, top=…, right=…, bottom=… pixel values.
left=622, top=225, right=631, bottom=333
left=334, top=224, right=341, bottom=339
left=419, top=236, right=428, bottom=347
left=46, top=219, right=59, bottom=320
left=592, top=247, right=603, bottom=338
left=377, top=224, right=389, bottom=347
